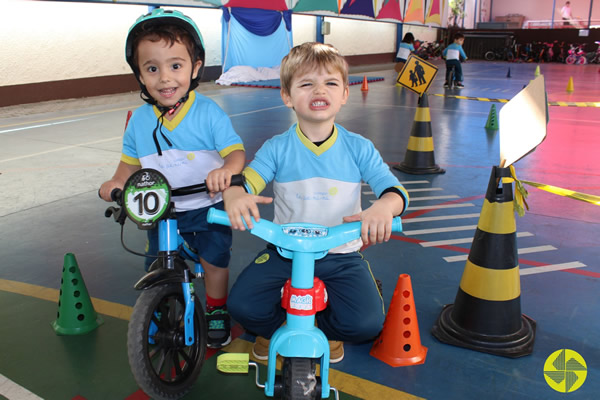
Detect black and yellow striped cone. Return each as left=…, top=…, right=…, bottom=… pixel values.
left=431, top=166, right=536, bottom=357
left=393, top=94, right=445, bottom=174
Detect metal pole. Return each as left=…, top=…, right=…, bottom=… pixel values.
left=588, top=0, right=594, bottom=29
left=316, top=16, right=324, bottom=44
left=462, top=0, right=466, bottom=28
left=396, top=23, right=403, bottom=60
left=474, top=0, right=478, bottom=27
left=551, top=0, right=556, bottom=29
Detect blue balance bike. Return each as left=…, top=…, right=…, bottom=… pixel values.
left=208, top=208, right=402, bottom=400
left=104, top=168, right=242, bottom=400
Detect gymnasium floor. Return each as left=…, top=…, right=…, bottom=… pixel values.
left=0, top=60, right=598, bottom=400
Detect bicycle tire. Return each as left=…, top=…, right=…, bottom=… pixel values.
left=506, top=52, right=515, bottom=62
left=484, top=51, right=495, bottom=61
left=282, top=358, right=319, bottom=400
left=128, top=284, right=207, bottom=400
left=577, top=56, right=587, bottom=65
left=565, top=55, right=576, bottom=65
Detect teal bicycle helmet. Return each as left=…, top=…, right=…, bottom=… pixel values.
left=125, top=8, right=206, bottom=107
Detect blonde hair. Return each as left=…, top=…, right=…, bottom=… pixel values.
left=280, top=42, right=349, bottom=95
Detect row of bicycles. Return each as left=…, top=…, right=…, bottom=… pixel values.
left=484, top=40, right=600, bottom=64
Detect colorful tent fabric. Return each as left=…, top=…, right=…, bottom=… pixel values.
left=224, top=0, right=291, bottom=11
left=376, top=0, right=403, bottom=22
left=425, top=0, right=442, bottom=26
left=293, top=0, right=338, bottom=13
left=221, top=8, right=293, bottom=72
left=340, top=0, right=376, bottom=19
left=404, top=0, right=425, bottom=23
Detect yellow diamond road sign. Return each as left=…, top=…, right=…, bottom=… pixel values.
left=396, top=54, right=438, bottom=95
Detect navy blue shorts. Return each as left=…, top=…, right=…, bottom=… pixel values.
left=145, top=201, right=232, bottom=270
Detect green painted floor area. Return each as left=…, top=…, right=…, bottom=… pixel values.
left=0, top=290, right=362, bottom=400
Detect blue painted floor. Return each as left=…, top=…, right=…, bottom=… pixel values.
left=1, top=60, right=599, bottom=399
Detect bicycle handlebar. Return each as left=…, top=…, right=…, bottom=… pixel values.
left=171, top=174, right=245, bottom=197
left=207, top=208, right=402, bottom=254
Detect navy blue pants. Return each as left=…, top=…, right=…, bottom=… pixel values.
left=227, top=247, right=385, bottom=342
left=445, top=59, right=463, bottom=83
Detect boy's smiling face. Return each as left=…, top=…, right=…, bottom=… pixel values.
left=281, top=66, right=349, bottom=133
left=137, top=38, right=201, bottom=111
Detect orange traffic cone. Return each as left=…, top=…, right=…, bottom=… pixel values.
left=361, top=76, right=369, bottom=91
left=370, top=274, right=427, bottom=367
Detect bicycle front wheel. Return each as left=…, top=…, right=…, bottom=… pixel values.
left=128, top=284, right=207, bottom=400
left=484, top=51, right=495, bottom=61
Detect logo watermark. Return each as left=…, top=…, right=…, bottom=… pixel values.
left=544, top=349, right=587, bottom=393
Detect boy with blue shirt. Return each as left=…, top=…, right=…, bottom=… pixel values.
left=443, top=33, right=468, bottom=88
left=99, top=9, right=245, bottom=348
left=222, top=42, right=409, bottom=363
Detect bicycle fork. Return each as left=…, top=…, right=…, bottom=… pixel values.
left=159, top=219, right=197, bottom=346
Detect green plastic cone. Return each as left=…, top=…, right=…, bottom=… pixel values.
left=52, top=253, right=103, bottom=335
left=485, top=104, right=499, bottom=130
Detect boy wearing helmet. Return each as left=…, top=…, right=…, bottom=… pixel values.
left=99, top=9, right=245, bottom=348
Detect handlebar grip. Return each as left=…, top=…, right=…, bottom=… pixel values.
left=207, top=208, right=231, bottom=227
left=391, top=217, right=403, bottom=233
left=111, top=188, right=122, bottom=203
left=230, top=174, right=245, bottom=187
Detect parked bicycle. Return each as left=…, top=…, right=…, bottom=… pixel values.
left=484, top=46, right=515, bottom=62
left=104, top=168, right=243, bottom=399
left=566, top=44, right=588, bottom=64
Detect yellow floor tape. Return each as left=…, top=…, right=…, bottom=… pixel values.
left=520, top=180, right=600, bottom=206
left=433, top=93, right=600, bottom=107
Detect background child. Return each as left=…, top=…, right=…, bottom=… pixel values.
left=395, top=32, right=415, bottom=73
left=222, top=42, right=410, bottom=363
left=98, top=8, right=245, bottom=348
left=443, top=32, right=468, bottom=88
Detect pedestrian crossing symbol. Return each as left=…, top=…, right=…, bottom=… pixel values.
left=396, top=54, right=438, bottom=95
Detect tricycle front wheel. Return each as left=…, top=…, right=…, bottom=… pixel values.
left=127, top=284, right=207, bottom=400
left=281, top=357, right=320, bottom=400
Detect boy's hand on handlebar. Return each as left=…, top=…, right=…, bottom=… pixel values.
left=99, top=179, right=123, bottom=202
left=343, top=193, right=404, bottom=245
left=205, top=167, right=234, bottom=198
left=223, top=186, right=273, bottom=231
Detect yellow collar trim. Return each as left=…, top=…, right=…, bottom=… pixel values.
left=295, top=124, right=337, bottom=156
left=153, top=91, right=195, bottom=131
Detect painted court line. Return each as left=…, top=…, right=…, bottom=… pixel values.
left=406, top=203, right=476, bottom=211
left=403, top=224, right=478, bottom=235
left=520, top=261, right=586, bottom=275
left=420, top=232, right=534, bottom=247
left=0, top=373, right=43, bottom=400
left=0, top=136, right=121, bottom=163
left=0, top=117, right=91, bottom=134
left=403, top=213, right=480, bottom=223
left=407, top=195, right=460, bottom=201
left=443, top=245, right=557, bottom=262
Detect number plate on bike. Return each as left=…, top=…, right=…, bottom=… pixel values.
left=123, top=169, right=171, bottom=229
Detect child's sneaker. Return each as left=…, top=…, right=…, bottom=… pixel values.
left=455, top=82, right=465, bottom=88
left=206, top=308, right=231, bottom=348
left=329, top=340, right=344, bottom=363
left=252, top=336, right=270, bottom=360
left=443, top=82, right=450, bottom=88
